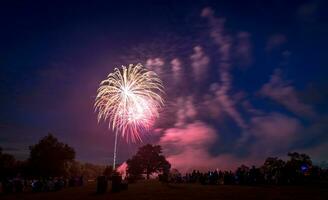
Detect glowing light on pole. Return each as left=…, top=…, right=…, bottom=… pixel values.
left=95, top=63, right=164, bottom=169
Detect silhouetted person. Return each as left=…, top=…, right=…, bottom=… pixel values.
left=96, top=176, right=107, bottom=194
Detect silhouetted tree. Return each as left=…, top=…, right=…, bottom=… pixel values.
left=127, top=144, right=170, bottom=180
left=28, top=134, right=75, bottom=177
left=0, top=147, right=17, bottom=180
left=285, top=152, right=312, bottom=183
left=248, top=166, right=263, bottom=184
left=66, top=160, right=83, bottom=177
left=236, top=165, right=250, bottom=184
left=126, top=154, right=144, bottom=181
left=287, top=152, right=312, bottom=166
left=262, top=157, right=285, bottom=184
left=82, top=163, right=106, bottom=179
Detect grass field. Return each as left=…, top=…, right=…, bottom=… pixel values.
left=1, top=180, right=327, bottom=200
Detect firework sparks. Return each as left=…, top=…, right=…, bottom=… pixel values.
left=95, top=63, right=164, bottom=143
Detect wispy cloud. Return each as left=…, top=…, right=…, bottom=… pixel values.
left=260, top=69, right=316, bottom=118
left=201, top=7, right=247, bottom=129
left=190, top=46, right=210, bottom=82
left=175, top=96, right=197, bottom=127
left=248, top=112, right=302, bottom=156
left=146, top=58, right=165, bottom=76
left=266, top=34, right=287, bottom=51
left=170, top=58, right=182, bottom=82
left=297, top=1, right=319, bottom=23
left=235, top=31, right=253, bottom=66
left=159, top=121, right=219, bottom=172
left=160, top=121, right=265, bottom=172
left=201, top=7, right=231, bottom=61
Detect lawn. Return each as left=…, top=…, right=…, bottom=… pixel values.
left=1, top=180, right=327, bottom=200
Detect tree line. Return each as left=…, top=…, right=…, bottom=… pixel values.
left=1, top=133, right=327, bottom=186
left=158, top=153, right=328, bottom=185
left=122, top=144, right=328, bottom=186
left=0, top=134, right=106, bottom=181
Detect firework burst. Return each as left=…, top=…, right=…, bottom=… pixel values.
left=95, top=63, right=164, bottom=143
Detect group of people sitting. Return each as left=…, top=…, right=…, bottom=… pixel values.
left=0, top=176, right=84, bottom=194
left=169, top=170, right=236, bottom=185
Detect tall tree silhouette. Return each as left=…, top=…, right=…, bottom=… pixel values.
left=28, top=134, right=75, bottom=177
left=262, top=157, right=285, bottom=184
left=0, top=147, right=17, bottom=179
left=285, top=152, right=312, bottom=183
left=127, top=144, right=170, bottom=179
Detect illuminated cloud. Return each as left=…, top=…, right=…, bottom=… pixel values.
left=235, top=31, right=252, bottom=66
left=159, top=121, right=261, bottom=172
left=175, top=96, right=197, bottom=127
left=159, top=121, right=219, bottom=172
left=242, top=100, right=264, bottom=116
left=146, top=58, right=165, bottom=75
left=190, top=46, right=210, bottom=82
left=266, top=34, right=287, bottom=51
left=248, top=112, right=302, bottom=156
left=214, top=84, right=247, bottom=129
left=201, top=7, right=231, bottom=61
left=260, top=69, right=316, bottom=118
left=201, top=7, right=246, bottom=129
left=297, top=2, right=319, bottom=23
left=170, top=58, right=182, bottom=82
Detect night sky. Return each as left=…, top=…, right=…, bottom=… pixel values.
left=1, top=0, right=328, bottom=172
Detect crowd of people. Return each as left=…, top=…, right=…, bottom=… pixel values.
left=163, top=153, right=328, bottom=186
left=174, top=170, right=236, bottom=185
left=167, top=166, right=328, bottom=185
left=0, top=176, right=84, bottom=194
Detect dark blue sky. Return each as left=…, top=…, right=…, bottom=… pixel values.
left=0, top=0, right=327, bottom=170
